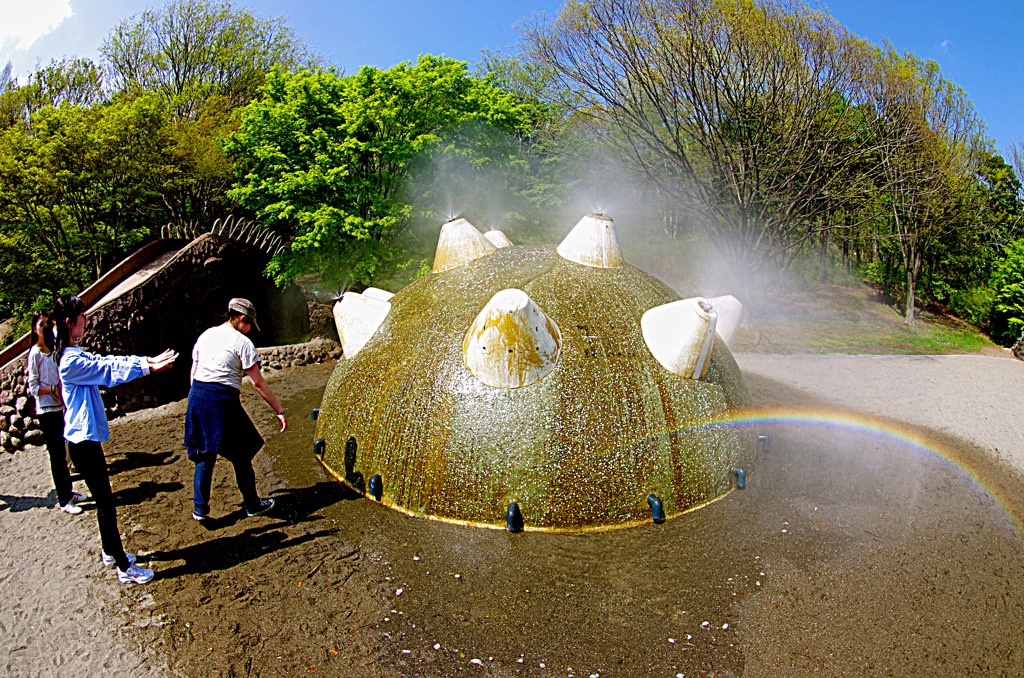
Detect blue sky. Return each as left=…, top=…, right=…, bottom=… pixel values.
left=1, top=0, right=1020, bottom=153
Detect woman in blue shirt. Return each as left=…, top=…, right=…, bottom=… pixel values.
left=51, top=294, right=177, bottom=585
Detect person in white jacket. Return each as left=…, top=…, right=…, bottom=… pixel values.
left=26, top=309, right=86, bottom=514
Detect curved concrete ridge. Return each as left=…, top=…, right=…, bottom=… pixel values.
left=0, top=239, right=186, bottom=374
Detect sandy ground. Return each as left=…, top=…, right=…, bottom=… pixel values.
left=736, top=352, right=1024, bottom=473
left=0, top=445, right=172, bottom=677
left=2, top=353, right=1023, bottom=677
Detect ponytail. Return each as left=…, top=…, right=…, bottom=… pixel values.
left=50, top=294, right=84, bottom=367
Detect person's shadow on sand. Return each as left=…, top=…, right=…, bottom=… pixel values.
left=106, top=450, right=180, bottom=476
left=112, top=480, right=185, bottom=507
left=0, top=492, right=60, bottom=512
left=144, top=481, right=358, bottom=579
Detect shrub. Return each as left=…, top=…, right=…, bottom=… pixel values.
left=949, top=285, right=996, bottom=329
left=991, top=239, right=1024, bottom=345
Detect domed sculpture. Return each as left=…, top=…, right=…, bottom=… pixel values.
left=313, top=214, right=754, bottom=531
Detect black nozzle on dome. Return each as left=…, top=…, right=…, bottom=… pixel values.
left=506, top=501, right=524, bottom=532
left=647, top=494, right=665, bottom=523
left=313, top=438, right=326, bottom=458
left=311, top=408, right=320, bottom=421
left=733, top=467, right=746, bottom=489
left=368, top=474, right=383, bottom=501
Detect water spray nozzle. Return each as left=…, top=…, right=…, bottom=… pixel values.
left=368, top=474, right=383, bottom=501
left=733, top=467, right=746, bottom=490
left=506, top=501, right=524, bottom=532
left=647, top=494, right=665, bottom=523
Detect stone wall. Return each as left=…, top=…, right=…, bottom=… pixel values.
left=259, top=337, right=342, bottom=371
left=0, top=233, right=340, bottom=453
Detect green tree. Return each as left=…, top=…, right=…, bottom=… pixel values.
left=225, top=56, right=533, bottom=293
left=522, top=0, right=894, bottom=280
left=0, top=58, right=105, bottom=131
left=0, top=93, right=169, bottom=288
left=864, top=50, right=986, bottom=323
left=102, top=0, right=317, bottom=118
left=161, top=94, right=240, bottom=227
left=992, top=239, right=1024, bottom=344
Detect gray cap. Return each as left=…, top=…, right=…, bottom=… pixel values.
left=227, top=298, right=260, bottom=331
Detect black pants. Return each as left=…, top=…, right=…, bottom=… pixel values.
left=39, top=411, right=72, bottom=505
left=67, top=440, right=131, bottom=571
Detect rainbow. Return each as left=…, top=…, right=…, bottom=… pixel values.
left=655, top=406, right=1023, bottom=536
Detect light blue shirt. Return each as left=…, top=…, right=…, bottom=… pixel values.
left=59, top=346, right=149, bottom=444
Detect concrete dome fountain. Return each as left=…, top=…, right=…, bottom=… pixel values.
left=313, top=214, right=754, bottom=531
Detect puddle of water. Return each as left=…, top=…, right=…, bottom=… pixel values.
left=270, top=383, right=1024, bottom=677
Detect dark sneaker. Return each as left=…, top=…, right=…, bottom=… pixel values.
left=246, top=498, right=275, bottom=517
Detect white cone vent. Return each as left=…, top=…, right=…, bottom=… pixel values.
left=361, top=287, right=395, bottom=302
left=483, top=230, right=513, bottom=248
left=556, top=213, right=624, bottom=268
left=641, top=297, right=718, bottom=379
left=334, top=292, right=392, bottom=359
left=432, top=218, right=497, bottom=273
left=463, top=289, right=561, bottom=389
left=706, top=295, right=743, bottom=347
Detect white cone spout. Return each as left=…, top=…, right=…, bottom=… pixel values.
left=334, top=292, right=392, bottom=359
left=706, top=295, right=743, bottom=347
left=432, top=218, right=497, bottom=273
left=361, top=287, right=395, bottom=302
left=556, top=213, right=624, bottom=268
left=641, top=297, right=718, bottom=379
left=463, top=289, right=561, bottom=389
left=483, top=230, right=513, bottom=248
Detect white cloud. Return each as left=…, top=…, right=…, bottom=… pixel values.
left=1, top=0, right=73, bottom=51
left=939, top=39, right=951, bottom=53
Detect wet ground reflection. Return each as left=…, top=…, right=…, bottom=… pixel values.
left=269, top=384, right=1024, bottom=677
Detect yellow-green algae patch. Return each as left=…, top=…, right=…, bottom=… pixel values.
left=314, top=245, right=754, bottom=531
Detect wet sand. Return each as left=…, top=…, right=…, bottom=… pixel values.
left=3, top=355, right=1024, bottom=677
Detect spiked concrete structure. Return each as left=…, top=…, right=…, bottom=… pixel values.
left=314, top=215, right=753, bottom=531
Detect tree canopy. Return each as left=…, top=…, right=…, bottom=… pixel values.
left=225, top=56, right=536, bottom=292
left=101, top=0, right=317, bottom=117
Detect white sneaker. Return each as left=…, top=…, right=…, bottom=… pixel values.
left=117, top=563, right=154, bottom=584
left=101, top=551, right=137, bottom=568
left=70, top=492, right=88, bottom=503
left=59, top=502, right=83, bottom=515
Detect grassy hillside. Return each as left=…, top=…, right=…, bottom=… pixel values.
left=730, top=282, right=1004, bottom=356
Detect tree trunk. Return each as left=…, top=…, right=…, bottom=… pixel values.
left=904, top=248, right=922, bottom=324
left=905, top=268, right=916, bottom=324
left=818, top=230, right=828, bottom=283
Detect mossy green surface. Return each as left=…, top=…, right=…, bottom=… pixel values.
left=315, top=245, right=753, bottom=530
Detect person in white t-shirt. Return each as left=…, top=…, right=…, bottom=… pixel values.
left=183, top=298, right=287, bottom=521
left=26, top=309, right=88, bottom=514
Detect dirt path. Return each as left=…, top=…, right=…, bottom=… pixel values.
left=3, top=355, right=1024, bottom=677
